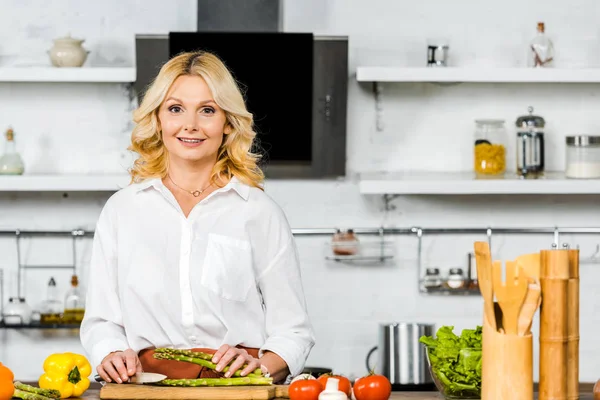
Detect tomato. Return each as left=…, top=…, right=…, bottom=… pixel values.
left=317, top=374, right=352, bottom=398
left=289, top=378, right=324, bottom=400
left=353, top=372, right=391, bottom=400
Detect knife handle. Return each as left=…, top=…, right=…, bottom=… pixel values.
left=94, top=374, right=105, bottom=382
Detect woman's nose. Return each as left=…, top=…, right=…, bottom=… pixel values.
left=184, top=123, right=199, bottom=132
left=184, top=115, right=199, bottom=132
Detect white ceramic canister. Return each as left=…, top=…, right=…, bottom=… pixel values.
left=48, top=34, right=89, bottom=67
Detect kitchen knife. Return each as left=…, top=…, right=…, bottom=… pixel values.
left=94, top=372, right=167, bottom=384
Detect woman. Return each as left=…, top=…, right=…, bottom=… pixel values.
left=80, top=51, right=315, bottom=385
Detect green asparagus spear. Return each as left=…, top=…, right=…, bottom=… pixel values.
left=13, top=383, right=61, bottom=399
left=12, top=389, right=56, bottom=400
left=154, top=348, right=213, bottom=360
left=156, top=377, right=273, bottom=387
left=153, top=352, right=263, bottom=377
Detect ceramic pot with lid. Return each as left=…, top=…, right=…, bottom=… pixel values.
left=515, top=106, right=545, bottom=178
left=48, top=34, right=89, bottom=67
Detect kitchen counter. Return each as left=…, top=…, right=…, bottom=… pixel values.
left=80, top=388, right=596, bottom=399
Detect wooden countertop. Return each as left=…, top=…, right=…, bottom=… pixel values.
left=81, top=388, right=596, bottom=400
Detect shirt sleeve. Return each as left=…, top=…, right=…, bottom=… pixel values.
left=80, top=200, right=129, bottom=369
left=255, top=207, right=315, bottom=379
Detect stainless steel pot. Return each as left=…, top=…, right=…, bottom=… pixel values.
left=366, top=322, right=435, bottom=385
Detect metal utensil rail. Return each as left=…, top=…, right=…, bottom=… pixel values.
left=0, top=226, right=597, bottom=300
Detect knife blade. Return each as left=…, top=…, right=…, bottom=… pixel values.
left=94, top=372, right=167, bottom=384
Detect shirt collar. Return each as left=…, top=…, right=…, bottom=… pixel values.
left=135, top=175, right=250, bottom=201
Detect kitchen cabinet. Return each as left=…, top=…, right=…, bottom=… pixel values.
left=359, top=171, right=600, bottom=195
left=356, top=67, right=600, bottom=83
left=0, top=67, right=135, bottom=83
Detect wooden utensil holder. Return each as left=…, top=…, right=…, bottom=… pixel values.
left=482, top=310, right=533, bottom=400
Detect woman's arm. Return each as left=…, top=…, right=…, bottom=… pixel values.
left=255, top=236, right=315, bottom=383
left=259, top=350, right=290, bottom=384
left=80, top=201, right=133, bottom=379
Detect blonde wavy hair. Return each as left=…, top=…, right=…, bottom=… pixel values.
left=128, top=51, right=264, bottom=189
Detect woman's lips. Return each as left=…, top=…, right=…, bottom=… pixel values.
left=177, top=137, right=205, bottom=148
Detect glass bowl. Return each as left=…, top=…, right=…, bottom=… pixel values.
left=424, top=345, right=481, bottom=399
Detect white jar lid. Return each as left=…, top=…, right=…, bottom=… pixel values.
left=566, top=135, right=600, bottom=147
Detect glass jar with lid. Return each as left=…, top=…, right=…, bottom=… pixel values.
left=421, top=267, right=442, bottom=291
left=565, top=135, right=600, bottom=179
left=445, top=268, right=466, bottom=289
left=474, top=119, right=508, bottom=177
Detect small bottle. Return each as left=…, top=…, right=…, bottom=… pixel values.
left=332, top=229, right=359, bottom=256
left=445, top=268, right=466, bottom=289
left=528, top=22, right=554, bottom=68
left=318, top=377, right=347, bottom=400
left=0, top=127, right=25, bottom=175
left=421, top=268, right=442, bottom=291
left=40, top=277, right=64, bottom=325
left=63, top=275, right=85, bottom=324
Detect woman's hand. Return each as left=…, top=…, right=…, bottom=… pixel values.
left=97, top=349, right=142, bottom=384
left=212, top=345, right=262, bottom=377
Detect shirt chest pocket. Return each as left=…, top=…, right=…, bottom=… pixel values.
left=201, top=233, right=254, bottom=302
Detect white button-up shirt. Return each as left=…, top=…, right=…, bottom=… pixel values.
left=80, top=177, right=315, bottom=378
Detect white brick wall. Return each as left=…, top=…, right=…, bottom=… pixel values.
left=1, top=0, right=600, bottom=385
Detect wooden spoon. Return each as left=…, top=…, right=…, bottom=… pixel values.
left=517, top=280, right=541, bottom=336
left=474, top=241, right=495, bottom=331
left=492, top=260, right=528, bottom=335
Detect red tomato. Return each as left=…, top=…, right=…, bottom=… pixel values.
left=289, top=378, right=324, bottom=400
left=353, top=372, right=392, bottom=400
left=317, top=374, right=352, bottom=398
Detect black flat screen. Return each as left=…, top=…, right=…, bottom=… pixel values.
left=169, top=32, right=314, bottom=163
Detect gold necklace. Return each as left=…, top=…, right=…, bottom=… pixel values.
left=168, top=175, right=212, bottom=197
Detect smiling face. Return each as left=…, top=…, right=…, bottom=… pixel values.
left=158, top=74, right=230, bottom=168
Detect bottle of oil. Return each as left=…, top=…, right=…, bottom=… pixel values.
left=63, top=275, right=85, bottom=324
left=0, top=127, right=25, bottom=175
left=40, top=277, right=63, bottom=325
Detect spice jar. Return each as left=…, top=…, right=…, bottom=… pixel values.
left=445, top=268, right=466, bottom=289
left=516, top=106, right=545, bottom=178
left=331, top=229, right=359, bottom=256
left=421, top=268, right=443, bottom=291
left=565, top=135, right=600, bottom=179
left=474, top=119, right=507, bottom=177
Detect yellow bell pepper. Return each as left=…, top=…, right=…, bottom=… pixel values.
left=39, top=352, right=91, bottom=398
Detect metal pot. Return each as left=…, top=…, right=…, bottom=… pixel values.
left=366, top=322, right=435, bottom=385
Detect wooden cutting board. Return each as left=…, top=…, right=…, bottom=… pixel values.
left=100, top=383, right=290, bottom=399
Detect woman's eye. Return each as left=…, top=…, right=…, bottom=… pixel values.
left=201, top=107, right=215, bottom=114
left=168, top=105, right=183, bottom=113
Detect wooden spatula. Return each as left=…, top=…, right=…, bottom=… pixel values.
left=492, top=260, right=528, bottom=335
left=474, top=241, right=495, bottom=331
left=515, top=253, right=541, bottom=281
left=517, top=280, right=541, bottom=336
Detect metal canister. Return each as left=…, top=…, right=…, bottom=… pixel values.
left=515, top=106, right=545, bottom=178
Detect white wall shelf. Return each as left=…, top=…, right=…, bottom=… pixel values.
left=359, top=171, right=600, bottom=195
left=0, top=174, right=131, bottom=191
left=0, top=67, right=136, bottom=83
left=356, top=67, right=600, bottom=83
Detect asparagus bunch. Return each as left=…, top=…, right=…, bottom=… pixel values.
left=153, top=348, right=263, bottom=378
left=12, top=382, right=61, bottom=400
left=156, top=377, right=273, bottom=387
